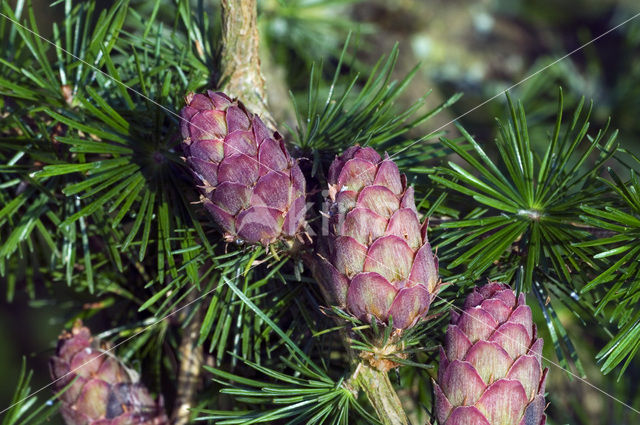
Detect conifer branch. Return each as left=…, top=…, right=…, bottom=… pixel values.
left=219, top=0, right=275, bottom=129
left=353, top=361, right=409, bottom=425
left=171, top=300, right=204, bottom=425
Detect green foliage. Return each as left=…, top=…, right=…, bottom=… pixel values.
left=430, top=89, right=618, bottom=373
left=200, top=364, right=368, bottom=425
left=0, top=359, right=59, bottom=425
left=291, top=35, right=461, bottom=153
left=197, top=278, right=380, bottom=425
left=2, top=0, right=640, bottom=424
left=0, top=0, right=209, bottom=293
left=577, top=154, right=640, bottom=377
left=0, top=0, right=324, bottom=415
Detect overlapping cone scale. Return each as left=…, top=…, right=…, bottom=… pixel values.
left=313, top=146, right=440, bottom=330
left=435, top=283, right=548, bottom=425
left=50, top=321, right=168, bottom=425
left=180, top=91, right=306, bottom=245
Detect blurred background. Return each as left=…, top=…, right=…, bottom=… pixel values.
left=2, top=0, right=640, bottom=423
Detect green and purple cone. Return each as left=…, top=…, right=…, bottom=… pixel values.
left=312, top=146, right=440, bottom=330
left=435, top=283, right=548, bottom=425
left=180, top=91, right=306, bottom=245
left=50, top=322, right=168, bottom=425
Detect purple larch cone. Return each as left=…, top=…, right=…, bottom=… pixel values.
left=434, top=282, right=548, bottom=425
left=50, top=322, right=168, bottom=425
left=180, top=91, right=306, bottom=245
left=312, top=146, right=441, bottom=330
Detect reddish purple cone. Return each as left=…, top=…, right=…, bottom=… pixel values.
left=180, top=91, right=306, bottom=245
left=50, top=322, right=168, bottom=425
left=312, top=146, right=440, bottom=329
left=435, top=283, right=548, bottom=425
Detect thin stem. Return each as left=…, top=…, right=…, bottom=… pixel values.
left=305, top=254, right=408, bottom=424
left=219, top=0, right=275, bottom=129
left=353, top=361, right=409, bottom=425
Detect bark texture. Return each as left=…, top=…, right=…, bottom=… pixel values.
left=354, top=362, right=409, bottom=425
left=171, top=306, right=204, bottom=425
left=219, top=0, right=275, bottom=130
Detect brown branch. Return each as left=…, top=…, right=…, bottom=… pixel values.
left=219, top=0, right=275, bottom=129
left=171, top=301, right=204, bottom=425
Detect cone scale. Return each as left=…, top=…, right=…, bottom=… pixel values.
left=50, top=322, right=168, bottom=425
left=313, top=146, right=440, bottom=330
left=435, top=283, right=548, bottom=425
left=180, top=91, right=306, bottom=245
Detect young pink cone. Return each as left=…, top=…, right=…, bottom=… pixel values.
left=180, top=91, right=306, bottom=245
left=50, top=321, right=168, bottom=425
left=434, top=283, right=548, bottom=425
left=312, top=146, right=440, bottom=330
